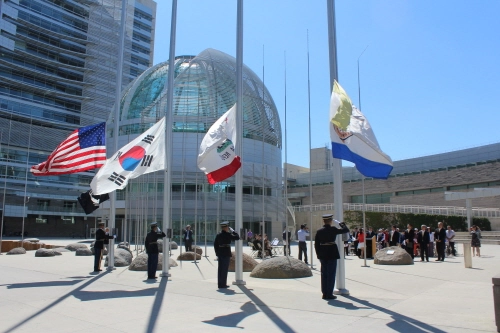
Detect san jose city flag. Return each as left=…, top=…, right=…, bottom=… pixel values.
left=330, top=80, right=393, bottom=179
left=90, top=117, right=165, bottom=195
left=197, top=104, right=241, bottom=184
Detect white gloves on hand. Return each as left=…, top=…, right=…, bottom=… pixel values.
left=333, top=219, right=341, bottom=228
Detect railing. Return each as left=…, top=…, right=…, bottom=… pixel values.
left=293, top=203, right=500, bottom=218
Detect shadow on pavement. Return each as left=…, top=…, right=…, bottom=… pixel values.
left=3, top=279, right=84, bottom=289
left=202, top=301, right=258, bottom=328
left=145, top=276, right=168, bottom=333
left=4, top=271, right=109, bottom=333
left=237, top=285, right=296, bottom=333
left=344, top=295, right=447, bottom=333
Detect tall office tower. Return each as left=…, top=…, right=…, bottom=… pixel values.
left=0, top=0, right=156, bottom=236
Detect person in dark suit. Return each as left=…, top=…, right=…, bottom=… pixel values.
left=182, top=225, right=193, bottom=252
left=145, top=222, right=166, bottom=279
left=417, top=224, right=430, bottom=262
left=435, top=222, right=447, bottom=261
left=389, top=225, right=400, bottom=247
left=94, top=222, right=113, bottom=272
left=214, top=221, right=240, bottom=289
left=314, top=214, right=350, bottom=300
left=404, top=224, right=415, bottom=259
left=282, top=228, right=291, bottom=256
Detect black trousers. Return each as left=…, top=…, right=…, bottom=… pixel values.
left=147, top=253, right=158, bottom=278
left=93, top=248, right=102, bottom=271
left=184, top=239, right=193, bottom=252
left=420, top=243, right=429, bottom=261
left=298, top=241, right=308, bottom=263
left=217, top=256, right=230, bottom=287
left=436, top=241, right=445, bottom=260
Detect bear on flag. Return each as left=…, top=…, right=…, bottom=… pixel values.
left=197, top=104, right=241, bottom=184
left=90, top=117, right=165, bottom=195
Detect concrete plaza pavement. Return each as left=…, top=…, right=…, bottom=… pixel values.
left=0, top=239, right=498, bottom=333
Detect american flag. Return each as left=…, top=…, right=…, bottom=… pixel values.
left=31, top=122, right=106, bottom=176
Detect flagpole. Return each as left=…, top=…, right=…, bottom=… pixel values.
left=161, top=0, right=177, bottom=278
left=107, top=0, right=127, bottom=270
left=306, top=30, right=314, bottom=270
left=233, top=0, right=245, bottom=286
left=327, top=0, right=349, bottom=295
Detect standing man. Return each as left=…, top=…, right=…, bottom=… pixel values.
left=389, top=225, right=400, bottom=247
left=214, top=221, right=240, bottom=289
left=94, top=222, right=113, bottom=272
left=435, top=222, right=446, bottom=261
left=282, top=228, right=291, bottom=256
left=183, top=225, right=193, bottom=252
left=314, top=214, right=349, bottom=300
left=297, top=224, right=309, bottom=264
left=446, top=225, right=456, bottom=256
left=404, top=224, right=415, bottom=259
left=417, top=225, right=430, bottom=262
left=145, top=222, right=166, bottom=279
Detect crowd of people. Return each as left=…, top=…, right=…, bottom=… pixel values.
left=344, top=222, right=483, bottom=261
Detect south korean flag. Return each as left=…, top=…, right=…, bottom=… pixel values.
left=90, top=117, right=165, bottom=195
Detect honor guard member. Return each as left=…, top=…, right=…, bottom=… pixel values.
left=145, top=222, right=166, bottom=279
left=214, top=221, right=240, bottom=289
left=94, top=222, right=113, bottom=272
left=314, top=214, right=349, bottom=300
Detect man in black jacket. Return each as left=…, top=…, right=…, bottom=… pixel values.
left=214, top=221, right=240, bottom=288
left=94, top=222, right=113, bottom=272
left=182, top=225, right=193, bottom=252
left=435, top=222, right=447, bottom=261
left=145, top=222, right=166, bottom=279
left=389, top=225, right=400, bottom=247
left=314, top=214, right=349, bottom=300
left=417, top=224, right=430, bottom=262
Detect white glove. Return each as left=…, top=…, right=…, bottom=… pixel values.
left=229, top=227, right=235, bottom=233
left=333, top=219, right=341, bottom=228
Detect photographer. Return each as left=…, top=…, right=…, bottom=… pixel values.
left=297, top=224, right=310, bottom=264
left=314, top=214, right=349, bottom=300
left=144, top=222, right=166, bottom=280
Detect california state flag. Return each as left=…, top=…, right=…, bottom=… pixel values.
left=197, top=104, right=241, bottom=184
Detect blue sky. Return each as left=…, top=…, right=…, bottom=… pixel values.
left=153, top=1, right=500, bottom=168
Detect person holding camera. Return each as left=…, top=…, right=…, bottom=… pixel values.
left=144, top=222, right=166, bottom=279
left=314, top=214, right=350, bottom=300
left=297, top=224, right=310, bottom=264
left=94, top=222, right=113, bottom=272
left=214, top=221, right=240, bottom=288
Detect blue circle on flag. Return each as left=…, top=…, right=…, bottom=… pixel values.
left=119, top=146, right=145, bottom=171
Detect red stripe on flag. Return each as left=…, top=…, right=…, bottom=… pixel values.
left=206, top=156, right=241, bottom=184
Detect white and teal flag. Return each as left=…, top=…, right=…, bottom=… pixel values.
left=329, top=80, right=393, bottom=179
left=90, top=117, right=165, bottom=195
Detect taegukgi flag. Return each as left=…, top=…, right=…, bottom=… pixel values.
left=197, top=104, right=241, bottom=184
left=90, top=117, right=165, bottom=195
left=330, top=80, right=393, bottom=179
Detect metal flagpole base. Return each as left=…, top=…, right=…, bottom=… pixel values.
left=232, top=280, right=246, bottom=286
left=334, top=288, right=350, bottom=295
left=160, top=272, right=171, bottom=277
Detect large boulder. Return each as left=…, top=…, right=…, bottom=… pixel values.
left=75, top=248, right=93, bottom=256
left=250, top=256, right=312, bottom=279
left=177, top=252, right=201, bottom=261
left=65, top=243, right=88, bottom=252
left=129, top=253, right=178, bottom=271
left=35, top=248, right=56, bottom=257
left=7, top=247, right=26, bottom=255
left=374, top=246, right=414, bottom=265
left=229, top=252, right=258, bottom=272
left=192, top=246, right=203, bottom=255
left=104, top=248, right=133, bottom=267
